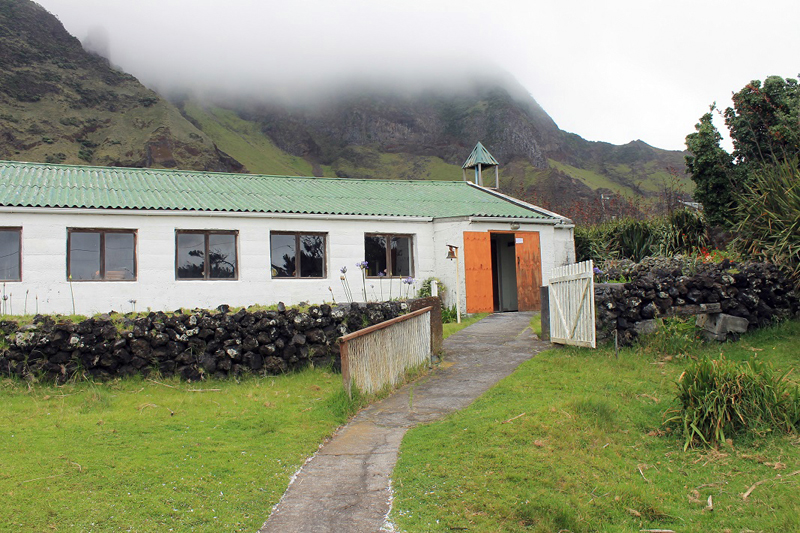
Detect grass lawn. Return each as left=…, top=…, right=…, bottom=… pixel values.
left=392, top=319, right=800, bottom=532
left=0, top=369, right=358, bottom=531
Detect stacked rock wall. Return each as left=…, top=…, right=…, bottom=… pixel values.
left=0, top=301, right=427, bottom=382
left=594, top=258, right=800, bottom=344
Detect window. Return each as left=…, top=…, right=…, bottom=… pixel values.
left=364, top=234, right=413, bottom=277
left=68, top=229, right=136, bottom=281
left=0, top=228, right=21, bottom=281
left=176, top=231, right=237, bottom=280
left=271, top=232, right=326, bottom=278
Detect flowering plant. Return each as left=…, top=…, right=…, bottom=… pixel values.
left=339, top=267, right=354, bottom=304
left=357, top=261, right=368, bottom=301
left=402, top=276, right=415, bottom=299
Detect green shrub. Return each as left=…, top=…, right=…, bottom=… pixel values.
left=733, top=158, right=800, bottom=286
left=576, top=211, right=709, bottom=263
left=78, top=148, right=94, bottom=162
left=666, top=356, right=800, bottom=450
left=44, top=153, right=66, bottom=164
left=441, top=304, right=458, bottom=323
left=611, top=218, right=661, bottom=261
left=661, top=209, right=709, bottom=256
left=416, top=277, right=445, bottom=298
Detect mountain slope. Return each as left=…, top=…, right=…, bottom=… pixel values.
left=180, top=83, right=688, bottom=203
left=0, top=0, right=689, bottom=216
left=0, top=0, right=243, bottom=171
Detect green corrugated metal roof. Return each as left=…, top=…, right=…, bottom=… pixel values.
left=0, top=160, right=554, bottom=220
left=462, top=142, right=499, bottom=169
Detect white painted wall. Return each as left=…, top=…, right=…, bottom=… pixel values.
left=553, top=225, right=576, bottom=267
left=0, top=208, right=441, bottom=315
left=431, top=217, right=571, bottom=314
left=0, top=208, right=574, bottom=316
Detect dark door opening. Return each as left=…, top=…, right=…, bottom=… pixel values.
left=490, top=233, right=518, bottom=312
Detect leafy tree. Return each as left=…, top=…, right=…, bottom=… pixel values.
left=685, top=75, right=800, bottom=228
left=685, top=110, right=736, bottom=227
left=725, top=76, right=800, bottom=166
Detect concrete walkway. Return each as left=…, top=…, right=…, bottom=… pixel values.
left=259, top=312, right=551, bottom=533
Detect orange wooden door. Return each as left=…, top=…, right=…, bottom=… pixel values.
left=515, top=231, right=542, bottom=311
left=463, top=231, right=494, bottom=313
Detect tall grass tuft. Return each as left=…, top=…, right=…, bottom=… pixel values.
left=575, top=210, right=708, bottom=263
left=666, top=356, right=800, bottom=450
left=661, top=208, right=709, bottom=256
left=733, top=157, right=800, bottom=287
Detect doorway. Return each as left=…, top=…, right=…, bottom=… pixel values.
left=491, top=233, right=518, bottom=312
left=464, top=230, right=542, bottom=313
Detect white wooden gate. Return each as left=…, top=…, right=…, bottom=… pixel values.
left=548, top=260, right=596, bottom=348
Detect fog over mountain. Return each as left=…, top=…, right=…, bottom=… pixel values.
left=34, top=0, right=800, bottom=151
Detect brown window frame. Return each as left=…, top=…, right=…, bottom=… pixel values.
left=0, top=227, right=22, bottom=282
left=364, top=233, right=415, bottom=278
left=270, top=231, right=328, bottom=279
left=67, top=228, right=138, bottom=282
left=175, top=230, right=239, bottom=281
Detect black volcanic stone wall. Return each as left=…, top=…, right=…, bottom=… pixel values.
left=0, top=301, right=414, bottom=382
left=594, top=258, right=800, bottom=345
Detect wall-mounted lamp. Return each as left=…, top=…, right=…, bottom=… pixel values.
left=446, top=244, right=461, bottom=323
left=510, top=222, right=520, bottom=230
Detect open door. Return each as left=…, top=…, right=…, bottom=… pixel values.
left=515, top=231, right=542, bottom=311
left=463, top=231, right=493, bottom=313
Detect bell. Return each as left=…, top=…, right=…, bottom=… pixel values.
left=446, top=245, right=458, bottom=260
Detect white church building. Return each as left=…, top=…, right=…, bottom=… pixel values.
left=0, top=151, right=575, bottom=316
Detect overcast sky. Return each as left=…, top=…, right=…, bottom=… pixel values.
left=36, top=0, right=800, bottom=151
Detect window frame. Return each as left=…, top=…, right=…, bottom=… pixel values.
left=0, top=227, right=22, bottom=282
left=175, top=230, right=239, bottom=281
left=364, top=233, right=415, bottom=278
left=67, top=228, right=138, bottom=282
left=270, top=231, right=327, bottom=279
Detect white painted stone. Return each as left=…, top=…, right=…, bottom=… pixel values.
left=0, top=208, right=572, bottom=315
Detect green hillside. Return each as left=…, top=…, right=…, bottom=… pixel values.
left=181, top=103, right=319, bottom=176
left=181, top=98, right=690, bottom=200
left=0, top=0, right=692, bottom=218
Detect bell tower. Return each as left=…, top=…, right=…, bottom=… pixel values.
left=461, top=142, right=499, bottom=188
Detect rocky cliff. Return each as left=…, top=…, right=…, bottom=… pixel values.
left=0, top=0, right=244, bottom=171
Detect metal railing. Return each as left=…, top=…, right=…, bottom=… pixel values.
left=339, top=306, right=432, bottom=397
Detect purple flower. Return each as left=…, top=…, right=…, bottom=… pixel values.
left=378, top=271, right=386, bottom=277
left=593, top=267, right=603, bottom=274
left=340, top=266, right=347, bottom=274
left=403, top=276, right=414, bottom=284
left=356, top=261, right=369, bottom=269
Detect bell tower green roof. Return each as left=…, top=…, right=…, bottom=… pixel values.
left=461, top=142, right=499, bottom=169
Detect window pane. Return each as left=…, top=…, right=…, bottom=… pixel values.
left=392, top=236, right=412, bottom=276
left=0, top=230, right=20, bottom=281
left=299, top=235, right=324, bottom=278
left=208, top=233, right=236, bottom=279
left=105, top=233, right=135, bottom=280
left=177, top=233, right=205, bottom=279
left=70, top=232, right=101, bottom=280
left=271, top=234, right=296, bottom=277
left=364, top=235, right=387, bottom=276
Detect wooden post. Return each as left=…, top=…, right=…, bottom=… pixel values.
left=340, top=341, right=351, bottom=398
left=540, top=286, right=550, bottom=341
left=455, top=248, right=462, bottom=324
